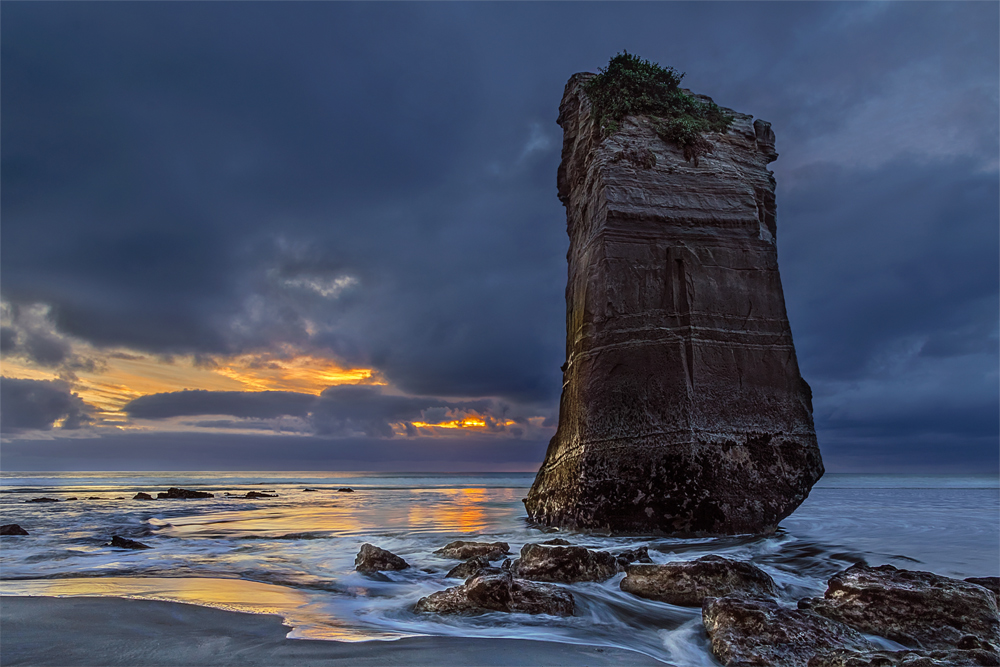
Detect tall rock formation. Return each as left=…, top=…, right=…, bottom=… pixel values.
left=525, top=74, right=824, bottom=535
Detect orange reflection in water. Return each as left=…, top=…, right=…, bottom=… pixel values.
left=407, top=488, right=490, bottom=533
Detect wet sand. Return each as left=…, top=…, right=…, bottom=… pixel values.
left=0, top=596, right=664, bottom=666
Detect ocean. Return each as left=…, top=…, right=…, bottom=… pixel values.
left=1, top=472, right=997, bottom=665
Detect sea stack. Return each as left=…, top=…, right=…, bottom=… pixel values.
left=525, top=72, right=823, bottom=535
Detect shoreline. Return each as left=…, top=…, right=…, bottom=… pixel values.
left=0, top=596, right=665, bottom=666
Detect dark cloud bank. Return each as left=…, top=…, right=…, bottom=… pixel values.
left=2, top=2, right=997, bottom=471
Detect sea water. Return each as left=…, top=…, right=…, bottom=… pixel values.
left=1, top=472, right=997, bottom=664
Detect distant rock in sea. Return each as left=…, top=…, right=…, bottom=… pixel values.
left=109, top=535, right=151, bottom=550
left=525, top=68, right=823, bottom=535
left=24, top=497, right=60, bottom=503
left=133, top=492, right=153, bottom=500
left=156, top=488, right=214, bottom=499
left=1, top=524, right=29, bottom=536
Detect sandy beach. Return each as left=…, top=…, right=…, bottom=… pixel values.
left=0, top=596, right=664, bottom=666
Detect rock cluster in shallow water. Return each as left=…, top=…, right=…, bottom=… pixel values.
left=525, top=73, right=823, bottom=535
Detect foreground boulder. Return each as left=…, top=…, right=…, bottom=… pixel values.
left=434, top=540, right=510, bottom=560
left=510, top=543, right=617, bottom=583
left=109, top=536, right=151, bottom=550
left=703, top=596, right=876, bottom=667
left=799, top=564, right=1000, bottom=651
left=415, top=569, right=573, bottom=616
left=446, top=555, right=491, bottom=579
left=621, top=555, right=776, bottom=606
left=1, top=524, right=29, bottom=536
left=355, top=543, right=409, bottom=573
left=809, top=648, right=1000, bottom=667
left=157, top=488, right=214, bottom=499
left=966, top=577, right=1000, bottom=597
left=523, top=69, right=823, bottom=535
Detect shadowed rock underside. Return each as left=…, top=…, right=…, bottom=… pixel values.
left=525, top=73, right=823, bottom=535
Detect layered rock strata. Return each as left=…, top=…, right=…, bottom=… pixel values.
left=525, top=73, right=823, bottom=534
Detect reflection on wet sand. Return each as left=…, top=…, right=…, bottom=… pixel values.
left=0, top=577, right=402, bottom=641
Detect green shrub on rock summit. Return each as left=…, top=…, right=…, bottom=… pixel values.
left=584, top=51, right=734, bottom=164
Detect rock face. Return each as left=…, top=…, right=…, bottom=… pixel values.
left=434, top=541, right=510, bottom=560
left=621, top=555, right=776, bottom=606
left=510, top=543, right=618, bottom=583
left=354, top=543, right=409, bottom=573
left=809, top=648, right=1000, bottom=667
left=703, top=597, right=877, bottom=667
left=414, top=569, right=574, bottom=616
left=525, top=73, right=823, bottom=534
left=133, top=492, right=153, bottom=500
left=446, top=556, right=492, bottom=579
left=799, top=564, right=1000, bottom=652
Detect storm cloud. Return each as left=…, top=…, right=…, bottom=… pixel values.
left=0, top=377, right=93, bottom=433
left=2, top=2, right=996, bottom=470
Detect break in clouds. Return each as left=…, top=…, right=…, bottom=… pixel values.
left=1, top=2, right=996, bottom=470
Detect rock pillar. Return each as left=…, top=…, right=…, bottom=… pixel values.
left=525, top=74, right=823, bottom=535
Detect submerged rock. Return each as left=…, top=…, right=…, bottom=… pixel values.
left=510, top=543, right=617, bottom=583
left=87, top=496, right=102, bottom=500
left=809, top=648, right=1000, bottom=667
left=354, top=543, right=409, bottom=573
left=0, top=524, right=29, bottom=536
left=434, top=540, right=510, bottom=560
left=415, top=569, right=573, bottom=616
left=621, top=555, right=776, bottom=606
left=157, top=488, right=214, bottom=499
left=109, top=535, right=151, bottom=550
left=799, top=564, right=1000, bottom=651
left=613, top=546, right=653, bottom=569
left=302, top=488, right=318, bottom=492
left=446, top=555, right=492, bottom=579
left=24, top=497, right=60, bottom=503
left=703, top=596, right=876, bottom=667
left=133, top=492, right=153, bottom=500
left=524, top=72, right=823, bottom=535
left=337, top=488, right=354, bottom=493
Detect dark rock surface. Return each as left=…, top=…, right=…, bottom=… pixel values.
left=110, top=535, right=151, bottom=550
left=302, top=488, right=318, bottom=492
left=133, top=492, right=153, bottom=500
left=966, top=577, right=1000, bottom=597
left=414, top=570, right=573, bottom=616
left=799, top=564, right=1000, bottom=651
left=1, top=524, right=29, bottom=536
left=157, top=488, right=214, bottom=499
left=524, top=73, right=823, bottom=535
left=540, top=538, right=571, bottom=546
left=510, top=543, right=617, bottom=583
left=25, top=497, right=60, bottom=503
left=613, top=546, right=653, bottom=569
left=434, top=541, right=510, bottom=560
left=809, top=648, right=1000, bottom=667
left=244, top=491, right=277, bottom=499
left=703, top=596, right=876, bottom=667
left=87, top=497, right=102, bottom=500
left=337, top=488, right=354, bottom=493
left=621, top=555, right=776, bottom=606
left=354, top=543, right=409, bottom=573
left=446, top=555, right=492, bottom=579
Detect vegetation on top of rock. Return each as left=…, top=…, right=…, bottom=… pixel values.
left=584, top=51, right=734, bottom=163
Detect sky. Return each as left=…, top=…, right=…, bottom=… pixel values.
left=1, top=2, right=997, bottom=473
